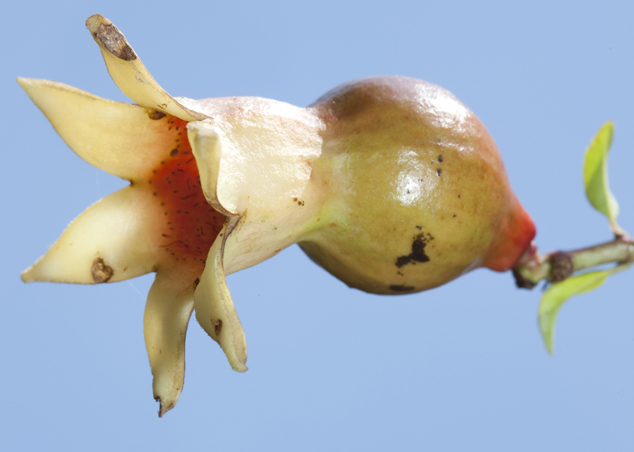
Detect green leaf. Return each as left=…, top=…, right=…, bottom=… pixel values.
left=538, top=270, right=611, bottom=354
left=583, top=121, right=623, bottom=234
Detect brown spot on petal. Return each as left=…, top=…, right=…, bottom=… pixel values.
left=93, top=22, right=137, bottom=61
left=91, top=258, right=113, bottom=283
left=147, top=110, right=166, bottom=120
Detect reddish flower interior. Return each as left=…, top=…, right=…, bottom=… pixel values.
left=148, top=116, right=225, bottom=269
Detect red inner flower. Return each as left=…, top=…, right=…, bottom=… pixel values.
left=148, top=116, right=225, bottom=269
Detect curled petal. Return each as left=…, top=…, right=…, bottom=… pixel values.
left=22, top=186, right=159, bottom=284
left=85, top=14, right=205, bottom=122
left=187, top=101, right=323, bottom=216
left=194, top=220, right=247, bottom=372
left=144, top=266, right=197, bottom=417
left=18, top=78, right=179, bottom=180
left=185, top=125, right=231, bottom=216
left=187, top=103, right=325, bottom=274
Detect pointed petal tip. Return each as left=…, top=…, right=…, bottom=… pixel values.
left=234, top=363, right=248, bottom=373
left=85, top=13, right=107, bottom=30
left=229, top=357, right=248, bottom=372
left=156, top=396, right=175, bottom=418
left=21, top=267, right=35, bottom=283
left=16, top=77, right=38, bottom=92
left=86, top=14, right=137, bottom=62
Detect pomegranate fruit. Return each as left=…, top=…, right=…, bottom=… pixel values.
left=20, top=14, right=535, bottom=415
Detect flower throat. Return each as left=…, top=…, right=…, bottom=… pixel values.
left=147, top=115, right=224, bottom=268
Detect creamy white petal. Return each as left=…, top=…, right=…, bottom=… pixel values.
left=85, top=14, right=205, bottom=122
left=22, top=186, right=160, bottom=284
left=183, top=125, right=230, bottom=216
left=194, top=220, right=247, bottom=372
left=187, top=100, right=326, bottom=274
left=187, top=98, right=323, bottom=215
left=144, top=266, right=197, bottom=417
left=18, top=78, right=179, bottom=181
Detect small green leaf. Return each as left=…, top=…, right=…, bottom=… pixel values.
left=538, top=270, right=611, bottom=354
left=583, top=121, right=623, bottom=234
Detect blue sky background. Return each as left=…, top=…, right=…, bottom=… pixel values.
left=2, top=1, right=634, bottom=450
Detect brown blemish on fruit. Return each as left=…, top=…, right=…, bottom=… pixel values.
left=93, top=21, right=137, bottom=61
left=214, top=319, right=223, bottom=335
left=389, top=284, right=415, bottom=292
left=194, top=278, right=200, bottom=289
left=297, top=200, right=305, bottom=206
left=438, top=155, right=444, bottom=162
left=395, top=232, right=433, bottom=268
left=437, top=168, right=442, bottom=176
left=91, top=257, right=113, bottom=283
left=321, top=83, right=376, bottom=121
left=415, top=225, right=422, bottom=230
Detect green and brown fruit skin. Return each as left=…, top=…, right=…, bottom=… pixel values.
left=300, top=76, right=536, bottom=294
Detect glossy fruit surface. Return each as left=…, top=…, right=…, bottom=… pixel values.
left=300, top=76, right=536, bottom=294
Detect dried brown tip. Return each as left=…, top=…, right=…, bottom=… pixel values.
left=86, top=14, right=137, bottom=61
left=156, top=396, right=175, bottom=418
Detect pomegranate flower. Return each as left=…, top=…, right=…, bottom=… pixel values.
left=21, top=14, right=324, bottom=416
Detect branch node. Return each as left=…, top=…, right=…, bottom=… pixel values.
left=550, top=252, right=574, bottom=282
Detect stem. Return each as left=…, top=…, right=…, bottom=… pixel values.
left=512, top=236, right=634, bottom=289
